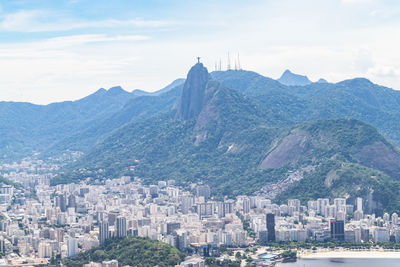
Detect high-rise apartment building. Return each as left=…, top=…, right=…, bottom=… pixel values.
left=266, top=213, right=275, bottom=242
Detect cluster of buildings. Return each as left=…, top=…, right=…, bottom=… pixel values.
left=244, top=196, right=400, bottom=244
left=0, top=158, right=400, bottom=266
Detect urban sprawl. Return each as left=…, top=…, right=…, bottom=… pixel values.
left=0, top=158, right=399, bottom=267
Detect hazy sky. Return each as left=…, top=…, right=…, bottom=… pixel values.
left=0, top=0, right=399, bottom=104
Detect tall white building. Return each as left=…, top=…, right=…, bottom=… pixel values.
left=243, top=198, right=250, bottom=214
left=356, top=197, right=363, bottom=212
left=288, top=199, right=301, bottom=215
left=67, top=238, right=78, bottom=257
left=334, top=198, right=346, bottom=213
left=116, top=216, right=127, bottom=238
left=99, top=221, right=109, bottom=245
left=383, top=213, right=390, bottom=223
left=0, top=185, right=13, bottom=205
left=38, top=242, right=52, bottom=258
left=374, top=228, right=389, bottom=242
left=354, top=210, right=363, bottom=221
left=392, top=213, right=398, bottom=226
left=317, top=198, right=329, bottom=216
left=395, top=229, right=400, bottom=242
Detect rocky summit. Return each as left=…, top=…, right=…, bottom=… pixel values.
left=277, top=69, right=312, bottom=86
left=176, top=63, right=210, bottom=120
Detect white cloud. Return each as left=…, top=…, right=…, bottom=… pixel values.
left=0, top=9, right=173, bottom=32
left=368, top=65, right=400, bottom=78
left=353, top=48, right=375, bottom=73
left=341, top=0, right=376, bottom=4
left=0, top=10, right=45, bottom=31
left=0, top=34, right=155, bottom=104
left=0, top=0, right=400, bottom=104
left=42, top=34, right=150, bottom=48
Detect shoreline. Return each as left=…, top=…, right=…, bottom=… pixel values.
left=300, top=250, right=400, bottom=259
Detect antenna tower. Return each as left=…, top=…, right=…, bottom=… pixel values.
left=227, top=52, right=231, bottom=70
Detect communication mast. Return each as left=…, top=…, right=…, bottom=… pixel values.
left=227, top=52, right=231, bottom=70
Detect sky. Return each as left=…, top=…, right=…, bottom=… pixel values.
left=0, top=0, right=399, bottom=104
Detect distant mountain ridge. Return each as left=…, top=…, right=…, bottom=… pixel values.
left=0, top=80, right=182, bottom=161
left=211, top=70, right=400, bottom=146
left=46, top=84, right=183, bottom=154
left=53, top=63, right=400, bottom=215
left=277, top=69, right=312, bottom=86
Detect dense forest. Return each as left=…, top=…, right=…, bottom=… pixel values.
left=63, top=236, right=186, bottom=267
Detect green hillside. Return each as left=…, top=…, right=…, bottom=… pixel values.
left=46, top=84, right=183, bottom=155
left=53, top=77, right=281, bottom=197
left=0, top=86, right=136, bottom=161
left=275, top=160, right=400, bottom=215
left=54, top=64, right=400, bottom=214
left=0, top=80, right=183, bottom=162
left=212, top=70, right=400, bottom=146
left=260, top=118, right=400, bottom=177
left=63, top=236, right=185, bottom=267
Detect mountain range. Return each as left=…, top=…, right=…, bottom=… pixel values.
left=0, top=79, right=184, bottom=161
left=2, top=64, right=400, bottom=214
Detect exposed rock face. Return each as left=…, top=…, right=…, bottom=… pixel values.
left=355, top=142, right=400, bottom=178
left=260, top=131, right=310, bottom=169
left=176, top=63, right=210, bottom=120
left=259, top=118, right=400, bottom=179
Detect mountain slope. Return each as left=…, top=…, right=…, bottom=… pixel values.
left=53, top=64, right=280, bottom=196
left=54, top=64, right=400, bottom=215
left=0, top=86, right=136, bottom=161
left=211, top=70, right=286, bottom=96
left=0, top=78, right=188, bottom=161
left=275, top=160, right=400, bottom=214
left=153, top=78, right=185, bottom=95
left=46, top=84, right=183, bottom=154
left=261, top=118, right=400, bottom=214
left=212, top=70, right=400, bottom=146
left=260, top=118, right=400, bottom=177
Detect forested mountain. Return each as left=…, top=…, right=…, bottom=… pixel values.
left=53, top=63, right=279, bottom=196
left=0, top=86, right=134, bottom=160
left=0, top=80, right=181, bottom=161
left=212, top=70, right=400, bottom=146
left=265, top=119, right=400, bottom=214
left=2, top=61, right=400, bottom=213
left=46, top=84, right=183, bottom=154
left=53, top=63, right=400, bottom=214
